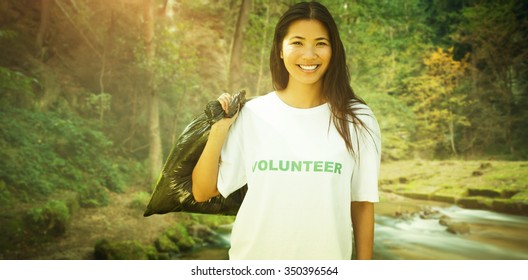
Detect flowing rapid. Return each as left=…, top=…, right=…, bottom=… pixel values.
left=183, top=194, right=528, bottom=260
left=374, top=206, right=528, bottom=260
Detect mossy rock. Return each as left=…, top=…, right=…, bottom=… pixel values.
left=456, top=197, right=492, bottom=210
left=401, top=192, right=431, bottom=200
left=379, top=179, right=395, bottom=186
left=511, top=191, right=528, bottom=201
left=164, top=224, right=195, bottom=251
left=492, top=199, right=528, bottom=215
left=467, top=188, right=501, bottom=198
left=25, top=200, right=70, bottom=239
left=430, top=194, right=456, bottom=203
left=398, top=177, right=410, bottom=184
left=154, top=234, right=180, bottom=254
left=439, top=215, right=470, bottom=235
left=431, top=186, right=467, bottom=203
left=446, top=222, right=471, bottom=235
left=501, top=189, right=520, bottom=198
left=521, top=202, right=528, bottom=216
left=398, top=185, right=442, bottom=200
left=189, top=213, right=235, bottom=229
left=94, top=239, right=158, bottom=260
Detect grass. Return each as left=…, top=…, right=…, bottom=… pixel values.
left=380, top=160, right=528, bottom=215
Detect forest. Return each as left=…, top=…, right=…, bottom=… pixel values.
left=0, top=0, right=527, bottom=260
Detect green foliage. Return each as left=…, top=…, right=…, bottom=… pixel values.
left=0, top=180, right=13, bottom=207
left=128, top=191, right=151, bottom=210
left=163, top=223, right=196, bottom=251
left=328, top=0, right=434, bottom=93
left=0, top=29, right=16, bottom=39
left=452, top=0, right=528, bottom=156
left=0, top=0, right=525, bottom=216
left=79, top=185, right=110, bottom=208
left=403, top=47, right=470, bottom=157
left=94, top=239, right=158, bottom=260
left=0, top=101, right=125, bottom=202
left=366, top=92, right=416, bottom=160
left=25, top=200, right=70, bottom=238
left=0, top=213, right=27, bottom=252
left=86, top=92, right=111, bottom=121
left=0, top=66, right=37, bottom=108
left=154, top=234, right=180, bottom=254
left=241, top=0, right=283, bottom=96
left=380, top=160, right=528, bottom=215
left=189, top=213, right=235, bottom=230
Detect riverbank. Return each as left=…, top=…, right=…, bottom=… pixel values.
left=0, top=184, right=233, bottom=260
left=379, top=160, right=528, bottom=216
left=2, top=160, right=526, bottom=260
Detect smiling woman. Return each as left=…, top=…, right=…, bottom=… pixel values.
left=192, top=1, right=381, bottom=260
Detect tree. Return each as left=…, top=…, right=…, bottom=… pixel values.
left=36, top=0, right=53, bottom=60
left=315, top=0, right=433, bottom=159
left=143, top=0, right=162, bottom=184
left=453, top=0, right=528, bottom=155
left=228, top=0, right=251, bottom=92
left=331, top=0, right=433, bottom=94
left=241, top=0, right=287, bottom=96
left=404, top=47, right=470, bottom=156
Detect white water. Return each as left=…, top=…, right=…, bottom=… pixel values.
left=374, top=206, right=528, bottom=260
left=186, top=205, right=528, bottom=260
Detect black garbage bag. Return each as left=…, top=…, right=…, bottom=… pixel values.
left=144, top=90, right=248, bottom=217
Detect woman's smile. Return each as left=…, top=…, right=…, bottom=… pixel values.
left=298, top=64, right=320, bottom=72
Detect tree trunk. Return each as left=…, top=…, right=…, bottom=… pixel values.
left=227, top=0, right=251, bottom=92
left=449, top=115, right=458, bottom=156
left=255, top=3, right=269, bottom=96
left=35, top=0, right=55, bottom=111
left=144, top=0, right=163, bottom=186
left=36, top=0, right=52, bottom=60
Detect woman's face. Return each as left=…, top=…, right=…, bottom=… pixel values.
left=280, top=19, right=331, bottom=88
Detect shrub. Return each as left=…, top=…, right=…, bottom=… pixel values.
left=0, top=101, right=126, bottom=204
left=164, top=223, right=195, bottom=251
left=79, top=185, right=110, bottom=208
left=94, top=239, right=158, bottom=260
left=0, top=180, right=13, bottom=207
left=25, top=200, right=70, bottom=238
left=128, top=191, right=151, bottom=211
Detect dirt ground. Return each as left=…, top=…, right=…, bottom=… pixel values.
left=9, top=186, right=180, bottom=260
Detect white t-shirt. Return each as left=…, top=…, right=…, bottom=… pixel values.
left=217, top=92, right=381, bottom=260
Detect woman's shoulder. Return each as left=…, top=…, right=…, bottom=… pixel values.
left=235, top=92, right=273, bottom=125
left=242, top=91, right=276, bottom=111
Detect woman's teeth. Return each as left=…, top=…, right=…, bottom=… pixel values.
left=299, top=65, right=318, bottom=71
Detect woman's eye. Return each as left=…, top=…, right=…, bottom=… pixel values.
left=317, top=41, right=329, bottom=46
left=291, top=41, right=302, bottom=46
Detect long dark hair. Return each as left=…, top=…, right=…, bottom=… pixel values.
left=270, top=1, right=366, bottom=153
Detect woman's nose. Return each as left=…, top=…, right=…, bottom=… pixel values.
left=302, top=46, right=318, bottom=59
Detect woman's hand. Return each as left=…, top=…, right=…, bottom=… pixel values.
left=214, top=93, right=240, bottom=130
left=217, top=92, right=232, bottom=114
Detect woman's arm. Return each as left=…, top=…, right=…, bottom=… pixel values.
left=192, top=94, right=238, bottom=202
left=351, top=201, right=374, bottom=260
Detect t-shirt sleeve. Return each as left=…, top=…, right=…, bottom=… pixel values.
left=217, top=111, right=247, bottom=198
left=350, top=106, right=381, bottom=202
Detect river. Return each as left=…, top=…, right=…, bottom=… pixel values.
left=374, top=206, right=528, bottom=259
left=181, top=193, right=528, bottom=260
